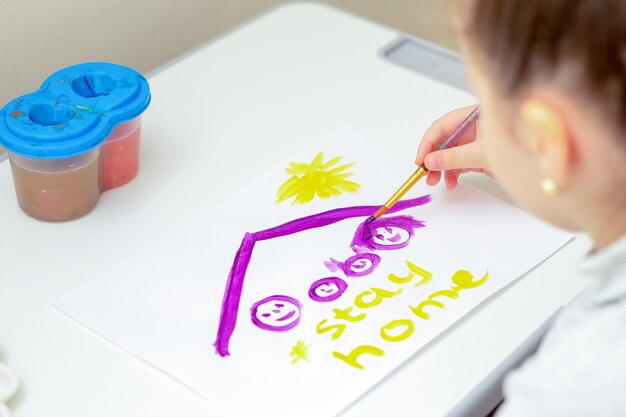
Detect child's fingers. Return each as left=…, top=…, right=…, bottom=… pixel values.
left=444, top=170, right=460, bottom=190
left=415, top=105, right=478, bottom=165
left=415, top=141, right=434, bottom=166
left=426, top=170, right=441, bottom=186
left=424, top=140, right=487, bottom=172
left=425, top=169, right=464, bottom=189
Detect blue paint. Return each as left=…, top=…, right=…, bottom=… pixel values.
left=0, top=62, right=151, bottom=159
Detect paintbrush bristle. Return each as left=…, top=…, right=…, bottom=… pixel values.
left=361, top=215, right=376, bottom=240
left=362, top=206, right=388, bottom=241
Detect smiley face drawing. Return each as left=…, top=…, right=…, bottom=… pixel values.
left=371, top=226, right=411, bottom=248
left=250, top=295, right=303, bottom=332
left=324, top=253, right=381, bottom=278
left=343, top=253, right=381, bottom=277
left=308, top=277, right=348, bottom=302
left=351, top=215, right=425, bottom=251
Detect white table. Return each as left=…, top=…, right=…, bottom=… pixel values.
left=0, top=4, right=590, bottom=416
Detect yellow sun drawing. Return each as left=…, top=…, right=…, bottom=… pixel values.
left=276, top=152, right=360, bottom=205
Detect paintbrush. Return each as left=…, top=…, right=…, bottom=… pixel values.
left=362, top=106, right=481, bottom=237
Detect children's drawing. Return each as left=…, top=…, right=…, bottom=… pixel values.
left=276, top=152, right=360, bottom=205
left=53, top=127, right=573, bottom=417
left=213, top=195, right=432, bottom=357
left=215, top=189, right=492, bottom=372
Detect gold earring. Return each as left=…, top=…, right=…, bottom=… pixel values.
left=540, top=178, right=558, bottom=196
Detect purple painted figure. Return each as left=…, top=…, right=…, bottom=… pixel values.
left=213, top=195, right=432, bottom=357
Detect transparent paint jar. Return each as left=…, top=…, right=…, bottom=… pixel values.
left=9, top=149, right=100, bottom=222
left=0, top=62, right=150, bottom=222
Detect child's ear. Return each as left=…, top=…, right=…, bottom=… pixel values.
left=521, top=98, right=572, bottom=193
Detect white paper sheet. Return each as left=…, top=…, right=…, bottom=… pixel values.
left=54, top=127, right=571, bottom=417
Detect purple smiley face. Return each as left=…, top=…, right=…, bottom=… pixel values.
left=324, top=253, right=381, bottom=278
left=343, top=253, right=381, bottom=277
left=308, top=277, right=348, bottom=302
left=250, top=295, right=302, bottom=332
left=372, top=226, right=410, bottom=247
left=351, top=215, right=425, bottom=251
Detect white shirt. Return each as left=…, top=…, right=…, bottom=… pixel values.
left=497, top=235, right=626, bottom=416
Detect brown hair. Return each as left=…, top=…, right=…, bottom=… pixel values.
left=465, top=0, right=626, bottom=129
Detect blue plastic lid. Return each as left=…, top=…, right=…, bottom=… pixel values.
left=0, top=62, right=151, bottom=159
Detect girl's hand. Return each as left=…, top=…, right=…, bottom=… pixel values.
left=415, top=106, right=493, bottom=190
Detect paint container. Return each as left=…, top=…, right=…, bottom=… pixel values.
left=0, top=62, right=150, bottom=221
left=9, top=149, right=100, bottom=222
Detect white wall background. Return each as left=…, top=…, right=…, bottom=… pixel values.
left=0, top=0, right=454, bottom=103
left=0, top=0, right=454, bottom=156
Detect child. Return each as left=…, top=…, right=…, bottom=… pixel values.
left=415, top=1, right=626, bottom=415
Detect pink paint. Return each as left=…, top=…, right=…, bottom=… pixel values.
left=100, top=117, right=142, bottom=191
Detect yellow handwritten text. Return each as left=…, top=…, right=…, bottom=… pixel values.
left=317, top=262, right=489, bottom=370
left=332, top=345, right=385, bottom=370
left=410, top=270, right=488, bottom=320
left=388, top=260, right=433, bottom=287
